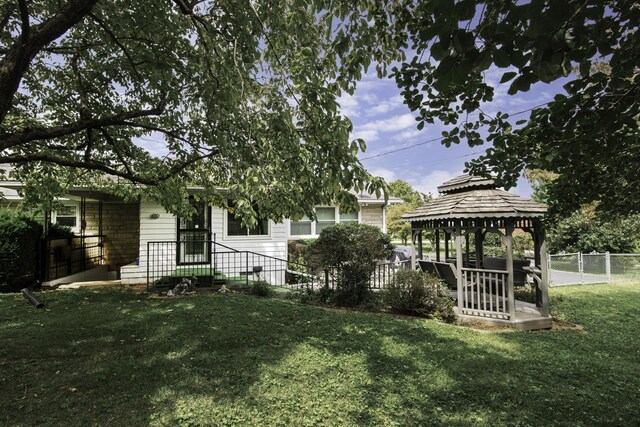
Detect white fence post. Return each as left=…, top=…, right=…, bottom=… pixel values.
left=578, top=252, right=584, bottom=284
left=605, top=251, right=611, bottom=281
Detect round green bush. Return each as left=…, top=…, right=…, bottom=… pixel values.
left=307, top=222, right=393, bottom=307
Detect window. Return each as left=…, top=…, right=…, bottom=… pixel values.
left=289, top=206, right=363, bottom=237
left=316, top=207, right=336, bottom=234
left=227, top=200, right=269, bottom=236
left=290, top=215, right=312, bottom=235
left=177, top=197, right=210, bottom=264
left=54, top=204, right=78, bottom=229
left=339, top=209, right=358, bottom=223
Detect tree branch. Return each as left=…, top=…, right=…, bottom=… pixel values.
left=0, top=0, right=99, bottom=123
left=120, top=121, right=191, bottom=145
left=0, top=105, right=165, bottom=150
left=98, top=128, right=135, bottom=177
left=0, top=148, right=221, bottom=186
left=17, top=0, right=29, bottom=43
left=0, top=153, right=164, bottom=185
left=0, top=3, right=15, bottom=34
left=87, top=11, right=142, bottom=80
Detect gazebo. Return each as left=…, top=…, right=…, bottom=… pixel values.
left=403, top=174, right=552, bottom=330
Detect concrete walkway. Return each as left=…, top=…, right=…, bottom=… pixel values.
left=549, top=270, right=609, bottom=286
left=56, top=280, right=122, bottom=290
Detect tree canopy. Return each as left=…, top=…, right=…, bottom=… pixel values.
left=1, top=1, right=638, bottom=221
left=334, top=0, right=639, bottom=216
left=0, top=0, right=392, bottom=221
left=385, top=179, right=428, bottom=244
left=387, top=179, right=428, bottom=205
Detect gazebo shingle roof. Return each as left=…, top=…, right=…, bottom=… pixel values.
left=437, top=174, right=496, bottom=194
left=402, top=174, right=547, bottom=221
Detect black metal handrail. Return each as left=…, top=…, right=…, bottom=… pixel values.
left=41, top=234, right=105, bottom=281
left=146, top=240, right=411, bottom=292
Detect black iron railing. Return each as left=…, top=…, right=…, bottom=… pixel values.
left=42, top=235, right=104, bottom=281
left=320, top=260, right=412, bottom=290
left=146, top=240, right=412, bottom=292
left=146, top=240, right=319, bottom=292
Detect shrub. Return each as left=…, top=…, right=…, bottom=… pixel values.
left=548, top=209, right=640, bottom=253
left=290, top=285, right=336, bottom=305
left=47, top=222, right=75, bottom=238
left=0, top=211, right=42, bottom=292
left=307, top=223, right=393, bottom=307
left=384, top=269, right=455, bottom=322
left=249, top=280, right=272, bottom=297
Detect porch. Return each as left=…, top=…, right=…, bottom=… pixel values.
left=39, top=191, right=139, bottom=287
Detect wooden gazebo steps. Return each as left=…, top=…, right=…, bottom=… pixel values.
left=453, top=298, right=552, bottom=331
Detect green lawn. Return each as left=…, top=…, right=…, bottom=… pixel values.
left=1, top=284, right=639, bottom=426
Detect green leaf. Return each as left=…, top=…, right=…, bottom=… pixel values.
left=499, top=72, right=518, bottom=83
left=493, top=49, right=511, bottom=68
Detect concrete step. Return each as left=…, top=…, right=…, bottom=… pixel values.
left=57, top=280, right=122, bottom=290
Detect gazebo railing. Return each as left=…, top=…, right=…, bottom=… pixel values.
left=461, top=268, right=510, bottom=320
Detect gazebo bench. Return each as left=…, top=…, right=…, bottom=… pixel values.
left=418, top=260, right=458, bottom=290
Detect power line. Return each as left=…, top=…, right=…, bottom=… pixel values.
left=360, top=100, right=554, bottom=161
left=361, top=136, right=445, bottom=160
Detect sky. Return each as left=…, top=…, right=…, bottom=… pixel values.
left=132, top=61, right=572, bottom=201
left=341, top=66, right=570, bottom=198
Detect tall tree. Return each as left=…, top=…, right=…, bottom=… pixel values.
left=4, top=1, right=638, bottom=221
left=0, top=0, right=394, bottom=221
left=387, top=179, right=428, bottom=205
left=386, top=203, right=416, bottom=245
left=330, top=0, right=639, bottom=216
left=386, top=179, right=427, bottom=244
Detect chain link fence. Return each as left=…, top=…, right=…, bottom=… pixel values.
left=548, top=252, right=640, bottom=286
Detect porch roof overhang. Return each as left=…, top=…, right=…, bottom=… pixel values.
left=0, top=180, right=128, bottom=202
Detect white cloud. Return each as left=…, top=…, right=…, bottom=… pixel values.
left=352, top=129, right=379, bottom=143
left=391, top=127, right=423, bottom=142
left=361, top=113, right=418, bottom=134
left=337, top=93, right=360, bottom=118
left=409, top=169, right=462, bottom=198
left=360, top=93, right=378, bottom=104
left=366, top=95, right=405, bottom=116
left=368, top=167, right=397, bottom=182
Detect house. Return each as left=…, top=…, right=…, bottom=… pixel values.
left=121, top=192, right=401, bottom=286
left=0, top=177, right=400, bottom=287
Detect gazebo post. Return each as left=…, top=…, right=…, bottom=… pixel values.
left=444, top=231, right=450, bottom=261
left=539, top=227, right=550, bottom=317
left=435, top=229, right=441, bottom=261
left=475, top=229, right=484, bottom=269
left=465, top=232, right=470, bottom=267
left=505, top=220, right=516, bottom=320
left=417, top=230, right=423, bottom=259
left=455, top=226, right=463, bottom=312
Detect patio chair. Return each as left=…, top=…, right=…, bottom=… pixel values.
left=418, top=260, right=440, bottom=278
left=433, top=261, right=458, bottom=290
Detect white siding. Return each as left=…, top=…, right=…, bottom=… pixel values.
left=139, top=201, right=177, bottom=265
left=121, top=201, right=288, bottom=284
left=121, top=201, right=177, bottom=284
left=212, top=206, right=288, bottom=260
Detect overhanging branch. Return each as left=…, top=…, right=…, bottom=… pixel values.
left=0, top=105, right=165, bottom=150
left=0, top=147, right=221, bottom=186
